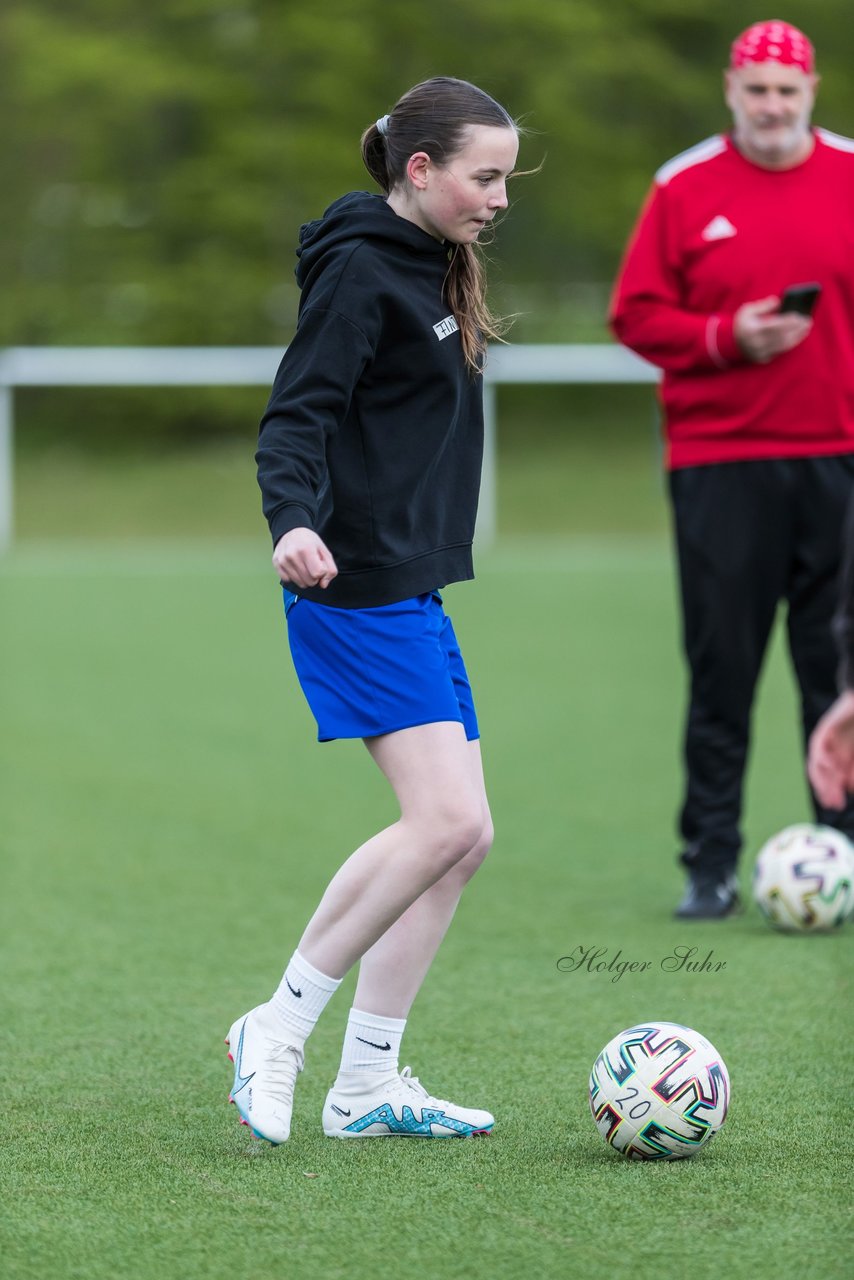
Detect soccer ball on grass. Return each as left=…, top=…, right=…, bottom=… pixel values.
left=752, top=824, right=854, bottom=932
left=589, top=1021, right=730, bottom=1160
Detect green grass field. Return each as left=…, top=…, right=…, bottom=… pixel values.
left=12, top=383, right=669, bottom=539
left=2, top=525, right=851, bottom=1279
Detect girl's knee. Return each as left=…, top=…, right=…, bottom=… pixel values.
left=437, top=810, right=494, bottom=881
left=460, top=814, right=494, bottom=877
left=424, top=796, right=486, bottom=867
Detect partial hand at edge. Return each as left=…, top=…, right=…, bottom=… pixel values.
left=807, top=689, right=854, bottom=811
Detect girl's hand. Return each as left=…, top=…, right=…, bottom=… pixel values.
left=272, top=528, right=338, bottom=589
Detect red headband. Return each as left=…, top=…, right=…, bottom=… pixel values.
left=730, top=20, right=815, bottom=74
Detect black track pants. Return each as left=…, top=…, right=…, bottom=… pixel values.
left=669, top=455, right=854, bottom=873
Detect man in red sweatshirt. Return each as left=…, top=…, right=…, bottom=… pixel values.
left=610, top=20, right=854, bottom=919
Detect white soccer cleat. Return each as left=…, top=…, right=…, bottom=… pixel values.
left=322, top=1065, right=494, bottom=1138
left=225, top=1004, right=304, bottom=1145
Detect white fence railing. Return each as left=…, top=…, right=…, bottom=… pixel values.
left=0, top=344, right=659, bottom=552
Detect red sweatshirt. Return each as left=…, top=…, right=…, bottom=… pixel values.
left=610, top=129, right=854, bottom=470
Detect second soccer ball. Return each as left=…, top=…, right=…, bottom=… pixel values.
left=752, top=824, right=854, bottom=932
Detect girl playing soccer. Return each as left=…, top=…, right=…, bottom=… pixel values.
left=227, top=76, right=520, bottom=1142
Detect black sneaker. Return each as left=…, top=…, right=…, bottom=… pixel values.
left=674, top=872, right=741, bottom=920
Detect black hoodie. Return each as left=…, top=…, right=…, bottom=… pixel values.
left=256, top=191, right=484, bottom=608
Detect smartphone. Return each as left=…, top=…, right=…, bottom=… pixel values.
left=778, top=282, right=822, bottom=316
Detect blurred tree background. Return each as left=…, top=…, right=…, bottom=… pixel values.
left=2, top=0, right=852, bottom=534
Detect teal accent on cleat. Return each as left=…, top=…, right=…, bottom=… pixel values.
left=323, top=1066, right=494, bottom=1139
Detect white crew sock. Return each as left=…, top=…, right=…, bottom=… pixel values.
left=336, top=1008, right=407, bottom=1078
left=269, top=950, right=341, bottom=1047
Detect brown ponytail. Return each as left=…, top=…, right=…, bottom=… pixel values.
left=360, top=77, right=517, bottom=374
left=444, top=243, right=507, bottom=372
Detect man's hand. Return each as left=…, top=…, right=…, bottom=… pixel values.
left=807, top=689, right=854, bottom=810
left=272, top=528, right=338, bottom=589
left=734, top=296, right=813, bottom=364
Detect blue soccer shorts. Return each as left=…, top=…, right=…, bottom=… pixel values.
left=282, top=590, right=479, bottom=743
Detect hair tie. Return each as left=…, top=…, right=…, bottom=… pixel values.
left=376, top=114, right=390, bottom=137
